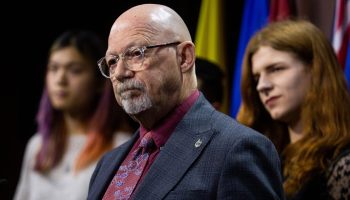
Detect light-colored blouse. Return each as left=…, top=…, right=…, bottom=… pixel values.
left=14, top=132, right=131, bottom=200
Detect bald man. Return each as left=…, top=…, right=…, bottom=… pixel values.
left=88, top=4, right=284, bottom=200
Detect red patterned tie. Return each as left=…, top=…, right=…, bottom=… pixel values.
left=102, top=132, right=154, bottom=200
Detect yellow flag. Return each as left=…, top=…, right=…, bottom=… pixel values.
left=195, top=0, right=228, bottom=114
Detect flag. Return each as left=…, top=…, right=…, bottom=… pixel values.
left=195, top=0, right=228, bottom=113
left=230, top=0, right=269, bottom=118
left=269, top=0, right=291, bottom=22
left=332, top=0, right=350, bottom=69
left=345, top=41, right=350, bottom=85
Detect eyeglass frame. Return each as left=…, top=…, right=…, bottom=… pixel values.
left=97, top=41, right=181, bottom=78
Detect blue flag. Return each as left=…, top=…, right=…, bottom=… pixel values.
left=230, top=0, right=269, bottom=118
left=345, top=41, right=350, bottom=87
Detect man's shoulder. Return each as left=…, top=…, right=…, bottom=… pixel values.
left=211, top=109, right=258, bottom=133
left=207, top=109, right=272, bottom=145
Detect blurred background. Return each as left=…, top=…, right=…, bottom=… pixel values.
left=2, top=0, right=348, bottom=199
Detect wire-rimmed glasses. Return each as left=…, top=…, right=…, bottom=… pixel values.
left=97, top=42, right=180, bottom=78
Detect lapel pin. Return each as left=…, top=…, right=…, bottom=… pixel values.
left=195, top=139, right=202, bottom=148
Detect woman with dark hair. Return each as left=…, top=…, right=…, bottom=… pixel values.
left=237, top=20, right=350, bottom=199
left=14, top=30, right=136, bottom=200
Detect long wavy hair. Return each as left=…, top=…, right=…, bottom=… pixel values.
left=236, top=20, right=350, bottom=197
left=35, top=30, right=132, bottom=173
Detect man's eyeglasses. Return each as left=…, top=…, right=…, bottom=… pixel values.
left=97, top=42, right=180, bottom=78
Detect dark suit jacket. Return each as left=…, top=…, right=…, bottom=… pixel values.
left=88, top=94, right=284, bottom=200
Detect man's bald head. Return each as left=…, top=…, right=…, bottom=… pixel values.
left=111, top=4, right=192, bottom=43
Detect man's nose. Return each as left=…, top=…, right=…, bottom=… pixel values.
left=111, top=60, right=134, bottom=82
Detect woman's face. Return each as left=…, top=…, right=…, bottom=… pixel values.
left=251, top=46, right=311, bottom=124
left=46, top=46, right=99, bottom=114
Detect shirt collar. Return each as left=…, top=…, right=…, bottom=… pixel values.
left=140, top=90, right=200, bottom=148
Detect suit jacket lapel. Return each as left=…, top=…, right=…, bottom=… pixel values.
left=91, top=131, right=140, bottom=199
left=132, top=95, right=216, bottom=199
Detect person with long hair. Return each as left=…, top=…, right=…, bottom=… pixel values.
left=14, top=30, right=136, bottom=200
left=237, top=20, right=350, bottom=199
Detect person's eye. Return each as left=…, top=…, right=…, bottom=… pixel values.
left=47, top=64, right=58, bottom=72
left=125, top=48, right=143, bottom=60
left=107, top=56, right=118, bottom=67
left=270, top=66, right=284, bottom=73
left=68, top=64, right=84, bottom=74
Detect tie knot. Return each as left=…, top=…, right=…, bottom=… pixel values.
left=139, top=132, right=154, bottom=153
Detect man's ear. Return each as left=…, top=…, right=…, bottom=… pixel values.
left=177, top=41, right=195, bottom=72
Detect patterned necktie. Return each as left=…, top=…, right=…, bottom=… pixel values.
left=102, top=132, right=154, bottom=200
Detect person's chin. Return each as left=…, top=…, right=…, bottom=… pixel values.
left=269, top=109, right=284, bottom=121
left=51, top=100, right=69, bottom=110
left=124, top=106, right=147, bottom=115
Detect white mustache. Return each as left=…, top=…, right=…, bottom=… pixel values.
left=117, top=80, right=145, bottom=94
